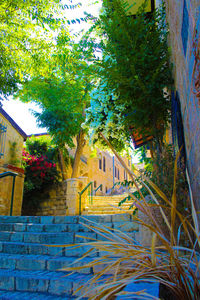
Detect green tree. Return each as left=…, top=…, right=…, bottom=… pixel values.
left=85, top=85, right=129, bottom=152
left=18, top=39, right=96, bottom=178
left=0, top=0, right=67, bottom=102
left=86, top=0, right=173, bottom=153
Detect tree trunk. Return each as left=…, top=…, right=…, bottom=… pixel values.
left=149, top=141, right=155, bottom=159
left=58, top=150, right=68, bottom=181
left=71, top=130, right=86, bottom=178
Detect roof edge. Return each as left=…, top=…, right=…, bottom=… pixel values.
left=0, top=107, right=27, bottom=140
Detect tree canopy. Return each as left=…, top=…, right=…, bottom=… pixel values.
left=18, top=39, right=96, bottom=147
left=18, top=34, right=97, bottom=177
left=85, top=0, right=173, bottom=150
left=0, top=0, right=66, bottom=102
left=2, top=0, right=174, bottom=178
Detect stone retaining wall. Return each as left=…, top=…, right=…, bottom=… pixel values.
left=35, top=182, right=67, bottom=216
left=34, top=177, right=89, bottom=216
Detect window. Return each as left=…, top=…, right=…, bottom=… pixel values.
left=0, top=120, right=7, bottom=158
left=105, top=187, right=108, bottom=193
left=99, top=158, right=102, bottom=170
left=115, top=167, right=119, bottom=179
left=94, top=181, right=97, bottom=188
left=103, top=157, right=106, bottom=172
left=124, top=170, right=128, bottom=180
left=100, top=184, right=103, bottom=191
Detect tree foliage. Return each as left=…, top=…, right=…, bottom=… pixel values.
left=18, top=34, right=97, bottom=177
left=0, top=0, right=66, bottom=102
left=19, top=39, right=96, bottom=148
left=85, top=0, right=173, bottom=149
left=85, top=85, right=129, bottom=152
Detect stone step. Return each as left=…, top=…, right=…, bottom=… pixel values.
left=0, top=252, right=124, bottom=276
left=89, top=201, right=129, bottom=205
left=0, top=216, right=79, bottom=224
left=0, top=290, right=77, bottom=300
left=0, top=228, right=138, bottom=244
left=81, top=214, right=133, bottom=223
left=0, top=221, right=137, bottom=233
left=84, top=210, right=133, bottom=215
left=0, top=214, right=138, bottom=299
left=0, top=269, right=102, bottom=296
left=86, top=202, right=131, bottom=207
left=0, top=282, right=159, bottom=300
left=0, top=222, right=102, bottom=233
left=85, top=211, right=132, bottom=215
left=84, top=210, right=132, bottom=214
left=93, top=194, right=128, bottom=199
left=92, top=195, right=129, bottom=199
left=0, top=232, right=75, bottom=244
left=85, top=206, right=132, bottom=210
left=0, top=214, right=132, bottom=224
left=0, top=241, right=98, bottom=257
left=0, top=253, right=94, bottom=274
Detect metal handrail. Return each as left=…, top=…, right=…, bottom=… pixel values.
left=109, top=182, right=119, bottom=194
left=78, top=181, right=93, bottom=215
left=94, top=184, right=102, bottom=195
left=0, top=171, right=17, bottom=216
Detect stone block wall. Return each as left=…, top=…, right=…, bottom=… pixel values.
left=165, top=0, right=200, bottom=212
left=34, top=177, right=89, bottom=216
left=35, top=182, right=68, bottom=216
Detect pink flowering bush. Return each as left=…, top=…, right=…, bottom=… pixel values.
left=22, top=137, right=60, bottom=214
left=23, top=149, right=58, bottom=190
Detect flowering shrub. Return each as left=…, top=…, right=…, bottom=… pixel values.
left=22, top=137, right=60, bottom=215
left=23, top=149, right=59, bottom=192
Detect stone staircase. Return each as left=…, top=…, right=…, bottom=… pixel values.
left=0, top=214, right=138, bottom=299
left=83, top=194, right=135, bottom=215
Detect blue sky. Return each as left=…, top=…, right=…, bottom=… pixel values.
left=2, top=99, right=44, bottom=135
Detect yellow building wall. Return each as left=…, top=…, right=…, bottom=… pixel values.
left=82, top=145, right=131, bottom=194
left=0, top=113, right=24, bottom=167
left=0, top=112, right=25, bottom=216
left=28, top=135, right=132, bottom=195
left=125, top=0, right=153, bottom=15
